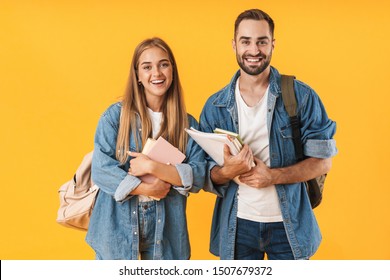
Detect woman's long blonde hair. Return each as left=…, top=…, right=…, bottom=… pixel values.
left=116, top=37, right=188, bottom=164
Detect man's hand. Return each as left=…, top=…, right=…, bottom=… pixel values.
left=239, top=157, right=273, bottom=188
left=239, top=157, right=333, bottom=188
left=211, top=144, right=254, bottom=185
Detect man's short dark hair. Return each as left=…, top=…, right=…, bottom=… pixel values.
left=234, top=9, right=275, bottom=39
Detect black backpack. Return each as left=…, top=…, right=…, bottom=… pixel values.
left=280, top=75, right=326, bottom=209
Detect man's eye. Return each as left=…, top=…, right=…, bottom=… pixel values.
left=143, top=66, right=151, bottom=70
left=160, top=63, right=170, bottom=68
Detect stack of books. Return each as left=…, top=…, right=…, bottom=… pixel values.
left=185, top=127, right=253, bottom=167
left=213, top=127, right=243, bottom=154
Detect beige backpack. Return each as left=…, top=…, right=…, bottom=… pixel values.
left=56, top=151, right=99, bottom=230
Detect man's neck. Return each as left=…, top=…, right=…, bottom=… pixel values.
left=238, top=68, right=270, bottom=107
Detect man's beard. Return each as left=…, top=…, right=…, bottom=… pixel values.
left=236, top=52, right=272, bottom=76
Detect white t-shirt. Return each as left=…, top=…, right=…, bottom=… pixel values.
left=138, top=108, right=163, bottom=202
left=235, top=78, right=283, bottom=222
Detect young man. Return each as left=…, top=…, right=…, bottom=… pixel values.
left=200, top=9, right=337, bottom=260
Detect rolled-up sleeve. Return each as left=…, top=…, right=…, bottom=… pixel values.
left=181, top=116, right=207, bottom=194
left=172, top=163, right=193, bottom=196
left=114, top=174, right=142, bottom=202
left=298, top=85, right=338, bottom=159
left=203, top=161, right=229, bottom=197
left=304, top=139, right=337, bottom=158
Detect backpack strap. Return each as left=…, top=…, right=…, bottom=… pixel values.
left=280, top=75, right=304, bottom=161
left=280, top=75, right=296, bottom=117
left=281, top=75, right=325, bottom=208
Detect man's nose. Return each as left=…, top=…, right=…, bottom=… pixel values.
left=249, top=43, right=260, bottom=55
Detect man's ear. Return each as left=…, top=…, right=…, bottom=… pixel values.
left=232, top=39, right=236, bottom=52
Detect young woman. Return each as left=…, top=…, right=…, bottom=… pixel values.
left=86, top=37, right=206, bottom=260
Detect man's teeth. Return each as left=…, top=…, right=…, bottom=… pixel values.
left=151, top=80, right=164, bottom=84
left=246, top=58, right=260, bottom=62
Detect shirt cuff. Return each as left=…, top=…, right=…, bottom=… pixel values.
left=304, top=139, right=338, bottom=158
left=203, top=161, right=228, bottom=197
left=172, top=185, right=192, bottom=196
left=114, top=174, right=142, bottom=202
left=173, top=163, right=193, bottom=196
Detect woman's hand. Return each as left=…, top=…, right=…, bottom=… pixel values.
left=131, top=178, right=171, bottom=199
left=128, top=151, right=183, bottom=186
left=127, top=151, right=154, bottom=177
left=145, top=178, right=171, bottom=199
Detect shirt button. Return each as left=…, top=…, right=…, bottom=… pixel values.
left=156, top=240, right=161, bottom=244
left=158, top=219, right=161, bottom=223
left=134, top=232, right=137, bottom=235
left=133, top=211, right=136, bottom=215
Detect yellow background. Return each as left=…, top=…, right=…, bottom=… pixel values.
left=1, top=0, right=389, bottom=260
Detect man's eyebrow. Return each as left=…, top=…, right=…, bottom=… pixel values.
left=238, top=36, right=270, bottom=41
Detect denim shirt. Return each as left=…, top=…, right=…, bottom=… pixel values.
left=85, top=102, right=206, bottom=260
left=199, top=67, right=337, bottom=260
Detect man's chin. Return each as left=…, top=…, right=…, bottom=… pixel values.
left=242, top=67, right=264, bottom=76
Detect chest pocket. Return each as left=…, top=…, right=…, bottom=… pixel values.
left=276, top=117, right=297, bottom=165
left=279, top=123, right=294, bottom=139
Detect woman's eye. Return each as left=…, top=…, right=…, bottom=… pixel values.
left=160, top=62, right=170, bottom=68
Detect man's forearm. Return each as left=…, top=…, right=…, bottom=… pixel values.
left=270, top=157, right=332, bottom=185
left=210, top=165, right=233, bottom=185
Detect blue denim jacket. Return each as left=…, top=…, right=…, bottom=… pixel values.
left=199, top=67, right=337, bottom=260
left=85, top=102, right=206, bottom=260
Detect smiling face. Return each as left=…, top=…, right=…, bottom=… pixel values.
left=233, top=19, right=275, bottom=76
left=137, top=46, right=173, bottom=105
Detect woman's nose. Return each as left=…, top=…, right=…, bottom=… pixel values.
left=152, top=66, right=162, bottom=76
